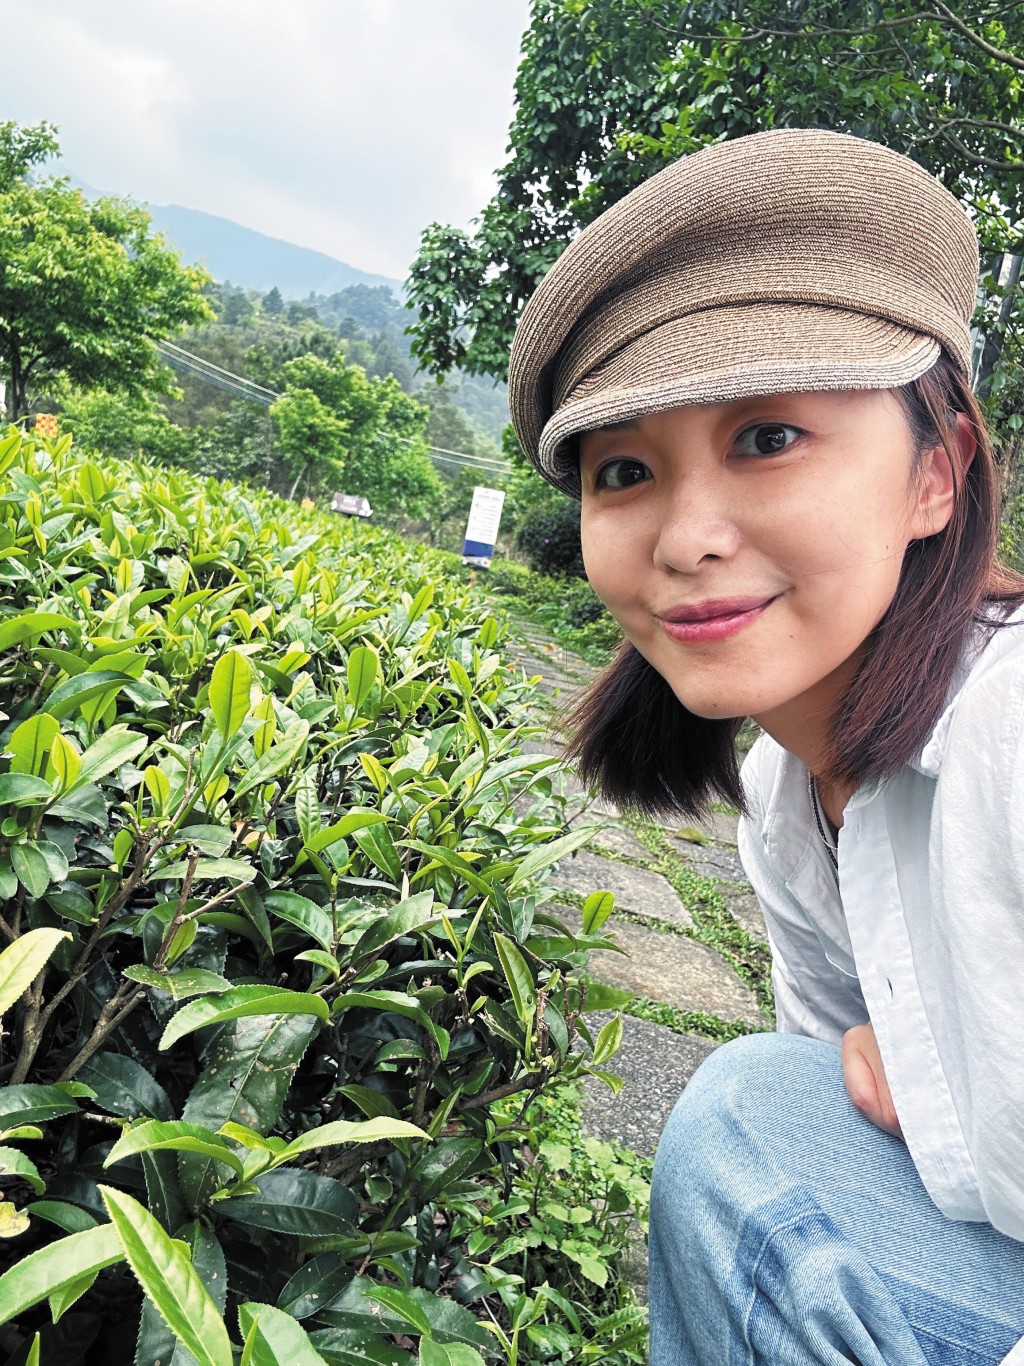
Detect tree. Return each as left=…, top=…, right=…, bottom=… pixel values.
left=0, top=120, right=213, bottom=419
left=261, top=285, right=284, bottom=315
left=272, top=351, right=442, bottom=516
left=270, top=386, right=349, bottom=500
left=407, top=0, right=1023, bottom=382
left=57, top=386, right=198, bottom=468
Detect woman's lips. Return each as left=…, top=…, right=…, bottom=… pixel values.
left=658, top=597, right=776, bottom=644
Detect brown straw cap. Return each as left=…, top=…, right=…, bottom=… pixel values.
left=507, top=128, right=980, bottom=497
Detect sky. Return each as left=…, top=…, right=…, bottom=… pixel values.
left=5, top=0, right=531, bottom=282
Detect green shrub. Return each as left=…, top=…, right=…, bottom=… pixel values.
left=562, top=580, right=606, bottom=627
left=514, top=501, right=585, bottom=579
left=0, top=429, right=631, bottom=1363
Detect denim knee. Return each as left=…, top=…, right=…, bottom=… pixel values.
left=651, top=1032, right=843, bottom=1223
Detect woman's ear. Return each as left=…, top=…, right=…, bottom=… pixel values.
left=911, top=412, right=975, bottom=540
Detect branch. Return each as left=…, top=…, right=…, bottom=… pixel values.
left=935, top=124, right=1024, bottom=172
left=931, top=0, right=1024, bottom=70
left=57, top=984, right=146, bottom=1082
left=654, top=3, right=1024, bottom=73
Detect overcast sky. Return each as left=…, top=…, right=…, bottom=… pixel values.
left=5, top=0, right=530, bottom=281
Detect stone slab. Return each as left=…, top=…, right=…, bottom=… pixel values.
left=672, top=839, right=747, bottom=884
left=564, top=907, right=766, bottom=1029
left=553, top=848, right=694, bottom=930
left=580, top=820, right=651, bottom=862
left=580, top=1011, right=717, bottom=1158
left=722, top=887, right=769, bottom=943
left=670, top=809, right=740, bottom=845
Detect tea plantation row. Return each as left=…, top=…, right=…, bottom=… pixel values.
left=0, top=430, right=643, bottom=1364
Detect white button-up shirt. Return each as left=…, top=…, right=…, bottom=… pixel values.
left=738, top=610, right=1024, bottom=1361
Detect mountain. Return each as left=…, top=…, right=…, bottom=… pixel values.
left=145, top=203, right=404, bottom=299
left=55, top=164, right=403, bottom=299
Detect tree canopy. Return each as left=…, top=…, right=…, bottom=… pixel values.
left=0, top=120, right=212, bottom=419
left=407, top=0, right=1023, bottom=383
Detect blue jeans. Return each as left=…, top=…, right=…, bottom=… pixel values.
left=650, top=1032, right=1024, bottom=1365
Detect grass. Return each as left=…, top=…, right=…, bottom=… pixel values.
left=623, top=817, right=775, bottom=1018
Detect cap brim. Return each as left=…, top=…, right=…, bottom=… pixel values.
left=538, top=303, right=941, bottom=497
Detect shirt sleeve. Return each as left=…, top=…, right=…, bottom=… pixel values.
left=931, top=659, right=1024, bottom=1242
left=738, top=743, right=867, bottom=1044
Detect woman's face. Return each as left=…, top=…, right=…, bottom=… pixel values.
left=578, top=390, right=954, bottom=750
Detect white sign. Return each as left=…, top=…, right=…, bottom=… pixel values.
left=462, top=486, right=506, bottom=569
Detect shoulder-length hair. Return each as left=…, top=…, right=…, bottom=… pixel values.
left=565, top=353, right=1024, bottom=818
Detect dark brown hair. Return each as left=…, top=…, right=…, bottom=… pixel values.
left=565, top=354, right=1024, bottom=818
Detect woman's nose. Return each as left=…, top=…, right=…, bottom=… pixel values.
left=652, top=474, right=742, bottom=573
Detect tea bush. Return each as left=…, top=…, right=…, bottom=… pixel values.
left=0, top=430, right=637, bottom=1364
left=486, top=564, right=621, bottom=666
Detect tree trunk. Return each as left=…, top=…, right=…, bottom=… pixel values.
left=6, top=346, right=28, bottom=422
left=977, top=251, right=1023, bottom=398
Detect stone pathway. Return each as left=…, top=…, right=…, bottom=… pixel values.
left=505, top=614, right=775, bottom=1299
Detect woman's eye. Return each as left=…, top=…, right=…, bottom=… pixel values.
left=733, top=423, right=802, bottom=457
left=594, top=458, right=650, bottom=489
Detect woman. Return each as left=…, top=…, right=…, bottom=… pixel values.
left=507, top=129, right=1024, bottom=1364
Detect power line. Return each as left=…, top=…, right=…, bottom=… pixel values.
left=156, top=340, right=509, bottom=474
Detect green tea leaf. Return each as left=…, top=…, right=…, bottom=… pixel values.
left=160, top=986, right=328, bottom=1050
left=180, top=1013, right=317, bottom=1211
left=221, top=1167, right=357, bottom=1238
left=508, top=826, right=596, bottom=890
left=25, top=1201, right=98, bottom=1235
left=346, top=645, right=379, bottom=710
left=100, top=1185, right=232, bottom=1366
left=364, top=1285, right=432, bottom=1335
left=48, top=1270, right=97, bottom=1322
left=137, top=1220, right=228, bottom=1366
left=239, top=1302, right=329, bottom=1365
left=582, top=890, right=615, bottom=935
left=0, top=1223, right=123, bottom=1324
left=155, top=856, right=254, bottom=883
left=591, top=1014, right=623, bottom=1067
left=305, top=808, right=387, bottom=851
left=419, top=1343, right=488, bottom=1366
left=210, top=649, right=254, bottom=740
left=104, top=1120, right=244, bottom=1178
left=0, top=1146, right=44, bottom=1195
left=49, top=733, right=82, bottom=791
left=7, top=714, right=60, bottom=778
left=0, top=774, right=52, bottom=808
left=492, top=933, right=536, bottom=1025
left=123, top=965, right=233, bottom=1002
left=294, top=769, right=321, bottom=846
left=234, top=719, right=310, bottom=796
left=332, top=990, right=450, bottom=1060
left=277, top=1254, right=354, bottom=1320
left=352, top=823, right=401, bottom=883
left=42, top=671, right=131, bottom=721
left=274, top=1115, right=429, bottom=1165
left=0, top=1085, right=80, bottom=1127
left=68, top=725, right=148, bottom=789
left=350, top=891, right=436, bottom=963
left=0, top=928, right=70, bottom=1017
left=265, top=890, right=333, bottom=951
left=0, top=611, right=78, bottom=652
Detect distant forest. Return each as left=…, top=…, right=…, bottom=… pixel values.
left=174, top=280, right=510, bottom=452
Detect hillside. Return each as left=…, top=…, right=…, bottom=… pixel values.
left=55, top=164, right=402, bottom=299
left=146, top=202, right=403, bottom=299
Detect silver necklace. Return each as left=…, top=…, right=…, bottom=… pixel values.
left=808, top=771, right=839, bottom=870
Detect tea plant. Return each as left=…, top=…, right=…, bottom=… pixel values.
left=0, top=429, right=628, bottom=1364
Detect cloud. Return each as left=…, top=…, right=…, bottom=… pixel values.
left=5, top=0, right=529, bottom=279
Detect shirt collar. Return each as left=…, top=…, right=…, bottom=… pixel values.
left=911, top=605, right=1024, bottom=779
